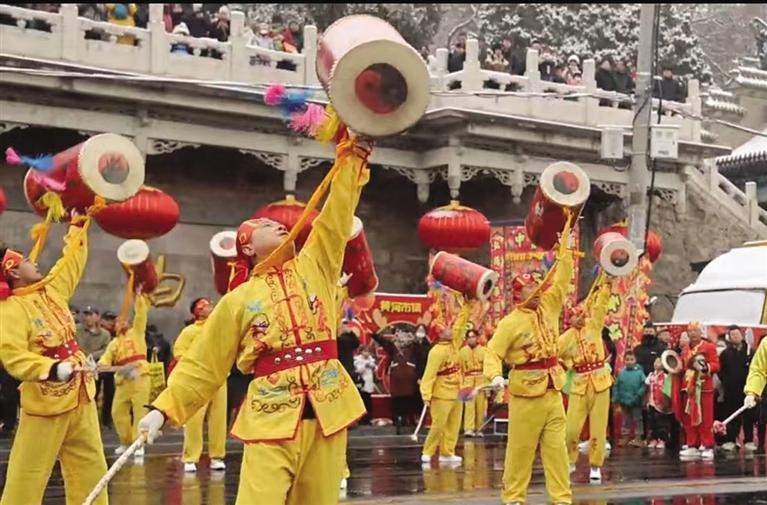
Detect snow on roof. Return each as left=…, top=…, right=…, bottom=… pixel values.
left=681, top=241, right=767, bottom=293
left=716, top=129, right=767, bottom=170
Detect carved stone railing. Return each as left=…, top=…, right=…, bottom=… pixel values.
left=0, top=3, right=705, bottom=142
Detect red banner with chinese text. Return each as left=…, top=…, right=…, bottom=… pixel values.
left=351, top=293, right=433, bottom=345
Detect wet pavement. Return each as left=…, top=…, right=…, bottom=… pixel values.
left=1, top=427, right=766, bottom=504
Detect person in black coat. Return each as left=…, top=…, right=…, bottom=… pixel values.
left=337, top=321, right=361, bottom=382
left=653, top=65, right=686, bottom=103
left=718, top=326, right=757, bottom=450
left=595, top=57, right=617, bottom=106
left=634, top=323, right=664, bottom=440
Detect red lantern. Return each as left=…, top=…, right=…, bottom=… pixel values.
left=417, top=201, right=490, bottom=252
left=95, top=186, right=180, bottom=239
left=251, top=195, right=319, bottom=249
left=599, top=223, right=662, bottom=263
left=0, top=187, right=6, bottom=215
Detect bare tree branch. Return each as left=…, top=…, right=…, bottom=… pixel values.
left=447, top=5, right=478, bottom=47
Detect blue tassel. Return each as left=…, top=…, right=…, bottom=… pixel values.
left=23, top=154, right=55, bottom=172
left=278, top=89, right=313, bottom=116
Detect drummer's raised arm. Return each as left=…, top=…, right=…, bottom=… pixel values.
left=46, top=217, right=92, bottom=302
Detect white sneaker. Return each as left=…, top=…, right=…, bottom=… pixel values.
left=722, top=442, right=736, bottom=452
left=184, top=462, right=197, bottom=473
left=647, top=439, right=657, bottom=449
left=589, top=466, right=602, bottom=482
left=700, top=448, right=715, bottom=460
left=133, top=447, right=145, bottom=458
left=209, top=458, right=226, bottom=471
left=439, top=454, right=463, bottom=464
left=578, top=440, right=590, bottom=453
left=569, top=464, right=576, bottom=474
left=679, top=446, right=701, bottom=458
left=745, top=442, right=758, bottom=452
left=114, top=445, right=128, bottom=455
left=340, top=478, right=347, bottom=490
left=420, top=454, right=432, bottom=463
left=464, top=431, right=475, bottom=438
left=476, top=431, right=484, bottom=438
left=605, top=441, right=612, bottom=452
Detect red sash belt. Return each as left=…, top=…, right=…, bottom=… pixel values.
left=437, top=365, right=460, bottom=376
left=116, top=354, right=147, bottom=366
left=41, top=340, right=81, bottom=360
left=574, top=361, right=604, bottom=374
left=253, top=340, right=337, bottom=378
left=514, top=357, right=558, bottom=370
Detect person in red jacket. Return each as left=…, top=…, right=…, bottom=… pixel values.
left=678, top=321, right=720, bottom=459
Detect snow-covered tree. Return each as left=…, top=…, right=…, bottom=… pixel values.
left=237, top=3, right=443, bottom=50
left=476, top=4, right=712, bottom=80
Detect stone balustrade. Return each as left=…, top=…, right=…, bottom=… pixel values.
left=1, top=3, right=703, bottom=141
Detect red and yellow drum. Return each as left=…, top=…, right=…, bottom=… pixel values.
left=117, top=239, right=159, bottom=293
left=593, top=231, right=638, bottom=277
left=210, top=230, right=238, bottom=295
left=24, top=133, right=144, bottom=218
left=317, top=15, right=430, bottom=137
left=429, top=252, right=498, bottom=301
left=525, top=162, right=590, bottom=250
left=343, top=216, right=379, bottom=298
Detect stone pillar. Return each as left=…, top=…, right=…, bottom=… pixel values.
left=746, top=181, right=759, bottom=226
left=511, top=169, right=524, bottom=204
left=582, top=59, right=599, bottom=126
left=303, top=25, right=318, bottom=86
left=284, top=151, right=299, bottom=193
left=415, top=170, right=431, bottom=203
left=461, top=39, right=483, bottom=92
left=229, top=11, right=246, bottom=82
left=59, top=3, right=78, bottom=62
left=686, top=79, right=701, bottom=143
left=525, top=49, right=542, bottom=118
left=148, top=3, right=167, bottom=75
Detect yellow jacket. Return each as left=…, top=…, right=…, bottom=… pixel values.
left=420, top=299, right=473, bottom=402
left=745, top=337, right=767, bottom=397
left=106, top=3, right=138, bottom=45
left=460, top=345, right=487, bottom=388
left=173, top=320, right=205, bottom=360
left=0, top=221, right=96, bottom=416
left=484, top=249, right=574, bottom=398
left=99, top=295, right=149, bottom=385
left=152, top=141, right=369, bottom=442
left=558, top=279, right=612, bottom=395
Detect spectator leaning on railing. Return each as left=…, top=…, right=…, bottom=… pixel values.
left=653, top=64, right=686, bottom=103
left=106, top=3, right=137, bottom=45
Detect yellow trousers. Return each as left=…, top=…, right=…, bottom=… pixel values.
left=503, top=390, right=571, bottom=505
left=422, top=399, right=462, bottom=457
left=112, top=375, right=150, bottom=446
left=1, top=399, right=108, bottom=505
left=183, top=383, right=228, bottom=463
left=566, top=385, right=610, bottom=467
left=463, top=392, right=487, bottom=432
left=235, top=419, right=347, bottom=505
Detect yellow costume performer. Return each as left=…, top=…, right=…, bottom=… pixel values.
left=420, top=299, right=473, bottom=462
left=173, top=297, right=227, bottom=472
left=745, top=337, right=767, bottom=408
left=459, top=333, right=487, bottom=437
left=99, top=293, right=151, bottom=454
left=484, top=238, right=574, bottom=505
left=143, top=137, right=369, bottom=505
left=0, top=218, right=108, bottom=505
left=558, top=276, right=612, bottom=481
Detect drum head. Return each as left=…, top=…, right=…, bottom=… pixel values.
left=598, top=235, right=638, bottom=277
left=325, top=31, right=430, bottom=137
left=539, top=162, right=591, bottom=208
left=210, top=230, right=237, bottom=258
left=117, top=239, right=150, bottom=266
left=661, top=350, right=682, bottom=374
left=79, top=134, right=145, bottom=202
left=477, top=270, right=499, bottom=302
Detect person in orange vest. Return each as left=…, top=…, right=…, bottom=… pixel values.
left=99, top=292, right=151, bottom=459
left=484, top=231, right=575, bottom=505
left=138, top=135, right=370, bottom=504
left=173, top=297, right=227, bottom=473
left=420, top=299, right=474, bottom=464
left=460, top=328, right=487, bottom=437
left=0, top=215, right=108, bottom=505
left=558, top=275, right=612, bottom=482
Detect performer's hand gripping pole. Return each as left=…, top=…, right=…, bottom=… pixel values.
left=81, top=433, right=147, bottom=505
left=713, top=405, right=749, bottom=435
left=410, top=404, right=428, bottom=442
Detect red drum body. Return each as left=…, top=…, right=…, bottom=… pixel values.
left=343, top=216, right=379, bottom=298
left=593, top=231, right=639, bottom=277
left=429, top=252, right=498, bottom=301
left=117, top=239, right=159, bottom=293
left=210, top=230, right=238, bottom=295
left=525, top=162, right=590, bottom=250
left=317, top=15, right=430, bottom=137
left=23, top=134, right=145, bottom=217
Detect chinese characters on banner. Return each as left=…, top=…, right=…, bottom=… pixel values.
left=488, top=225, right=581, bottom=326
left=350, top=293, right=433, bottom=345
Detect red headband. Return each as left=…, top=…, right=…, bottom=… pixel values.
left=512, top=273, right=536, bottom=303
left=236, top=218, right=275, bottom=257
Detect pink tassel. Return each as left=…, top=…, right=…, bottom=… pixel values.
left=5, top=147, right=22, bottom=166
left=264, top=84, right=286, bottom=106
left=289, top=103, right=326, bottom=136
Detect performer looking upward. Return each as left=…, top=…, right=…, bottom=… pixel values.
left=558, top=275, right=612, bottom=482
left=0, top=215, right=108, bottom=505
left=138, top=135, right=370, bottom=505
left=484, top=227, right=575, bottom=505
left=173, top=297, right=227, bottom=472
